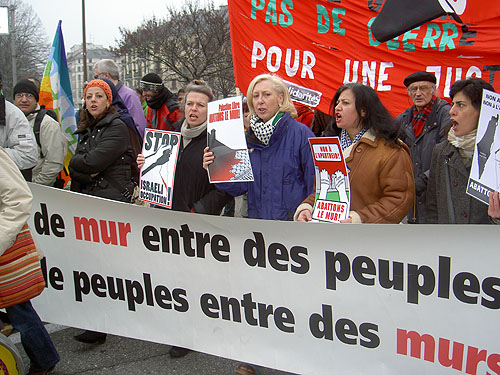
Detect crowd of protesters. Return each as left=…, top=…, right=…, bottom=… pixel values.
left=1, top=60, right=499, bottom=374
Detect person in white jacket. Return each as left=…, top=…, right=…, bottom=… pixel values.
left=0, top=74, right=38, bottom=179
left=0, top=147, right=33, bottom=253
left=13, top=79, right=67, bottom=186
left=0, top=146, right=60, bottom=374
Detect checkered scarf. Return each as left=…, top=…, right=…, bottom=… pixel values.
left=249, top=112, right=283, bottom=145
left=340, top=128, right=367, bottom=151
left=412, top=96, right=436, bottom=138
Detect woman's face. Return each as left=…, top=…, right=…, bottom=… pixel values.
left=334, top=89, right=362, bottom=134
left=450, top=91, right=480, bottom=137
left=252, top=79, right=283, bottom=123
left=85, top=87, right=109, bottom=118
left=185, top=91, right=209, bottom=128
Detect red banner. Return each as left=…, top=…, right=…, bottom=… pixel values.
left=228, top=0, right=500, bottom=116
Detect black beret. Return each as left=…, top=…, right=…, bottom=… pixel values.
left=403, top=71, right=437, bottom=87
left=13, top=79, right=39, bottom=101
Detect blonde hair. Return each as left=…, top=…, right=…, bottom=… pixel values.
left=246, top=74, right=297, bottom=119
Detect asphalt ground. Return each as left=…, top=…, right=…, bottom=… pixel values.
left=8, top=324, right=297, bottom=375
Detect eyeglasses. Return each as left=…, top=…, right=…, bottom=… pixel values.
left=408, top=85, right=434, bottom=94
left=94, top=73, right=106, bottom=79
left=14, top=93, right=35, bottom=99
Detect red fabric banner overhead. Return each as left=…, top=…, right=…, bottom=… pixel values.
left=228, top=0, right=500, bottom=116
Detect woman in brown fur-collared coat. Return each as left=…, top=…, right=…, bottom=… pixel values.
left=294, top=83, right=414, bottom=224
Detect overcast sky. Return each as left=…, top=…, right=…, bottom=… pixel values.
left=25, top=0, right=228, bottom=50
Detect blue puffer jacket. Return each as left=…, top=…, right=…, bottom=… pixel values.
left=216, top=113, right=315, bottom=220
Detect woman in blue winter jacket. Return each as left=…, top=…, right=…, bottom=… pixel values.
left=204, top=73, right=315, bottom=221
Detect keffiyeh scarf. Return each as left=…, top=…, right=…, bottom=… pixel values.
left=340, top=128, right=367, bottom=151
left=249, top=112, right=284, bottom=145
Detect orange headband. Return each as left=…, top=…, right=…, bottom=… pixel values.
left=84, top=79, right=113, bottom=103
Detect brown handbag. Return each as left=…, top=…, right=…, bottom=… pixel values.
left=0, top=224, right=46, bottom=308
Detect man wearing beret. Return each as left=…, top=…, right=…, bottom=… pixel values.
left=0, top=73, right=38, bottom=180
left=13, top=79, right=67, bottom=186
left=140, top=73, right=182, bottom=131
left=395, top=71, right=451, bottom=224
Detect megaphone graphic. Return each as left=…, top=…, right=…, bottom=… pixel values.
left=371, top=0, right=467, bottom=43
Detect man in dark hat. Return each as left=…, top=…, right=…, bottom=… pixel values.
left=0, top=73, right=38, bottom=180
left=13, top=79, right=67, bottom=186
left=140, top=73, right=182, bottom=131
left=395, top=71, right=451, bottom=223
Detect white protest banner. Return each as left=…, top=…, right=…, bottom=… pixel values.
left=29, top=184, right=499, bottom=375
left=309, top=137, right=350, bottom=223
left=467, top=89, right=500, bottom=204
left=207, top=96, right=253, bottom=182
left=139, top=129, right=180, bottom=208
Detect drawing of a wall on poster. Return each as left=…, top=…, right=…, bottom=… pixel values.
left=139, top=129, right=180, bottom=208
left=309, top=137, right=350, bottom=223
left=207, top=96, right=254, bottom=183
left=467, top=89, right=500, bottom=204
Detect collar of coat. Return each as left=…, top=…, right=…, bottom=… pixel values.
left=26, top=104, right=42, bottom=121
left=343, top=128, right=376, bottom=158
left=75, top=112, right=120, bottom=134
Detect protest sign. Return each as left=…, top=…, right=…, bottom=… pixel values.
left=139, top=129, right=180, bottom=208
left=309, top=137, right=350, bottom=222
left=467, top=89, right=500, bottom=204
left=207, top=96, right=253, bottom=183
left=228, top=1, right=500, bottom=116
left=29, top=183, right=500, bottom=375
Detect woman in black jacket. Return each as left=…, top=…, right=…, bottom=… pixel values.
left=136, top=80, right=231, bottom=358
left=69, top=79, right=135, bottom=202
left=138, top=79, right=231, bottom=215
left=69, top=79, right=136, bottom=344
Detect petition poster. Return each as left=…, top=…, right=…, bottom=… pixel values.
left=207, top=96, right=254, bottom=183
left=309, top=137, right=350, bottom=223
left=467, top=89, right=500, bottom=204
left=139, top=129, right=180, bottom=208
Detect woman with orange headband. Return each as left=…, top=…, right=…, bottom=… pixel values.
left=69, top=79, right=137, bottom=344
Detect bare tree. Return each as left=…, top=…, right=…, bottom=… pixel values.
left=0, top=0, right=49, bottom=97
left=116, top=1, right=234, bottom=97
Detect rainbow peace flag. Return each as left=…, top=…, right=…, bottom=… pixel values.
left=39, top=20, right=77, bottom=166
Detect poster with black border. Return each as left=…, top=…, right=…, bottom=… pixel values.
left=207, top=96, right=254, bottom=183
left=467, top=89, right=500, bottom=204
left=309, top=137, right=350, bottom=223
left=138, top=129, right=180, bottom=208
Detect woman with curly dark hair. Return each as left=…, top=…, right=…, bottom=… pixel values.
left=295, top=82, right=415, bottom=223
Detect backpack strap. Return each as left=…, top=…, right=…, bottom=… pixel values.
left=33, top=109, right=47, bottom=157
left=0, top=95, right=6, bottom=126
